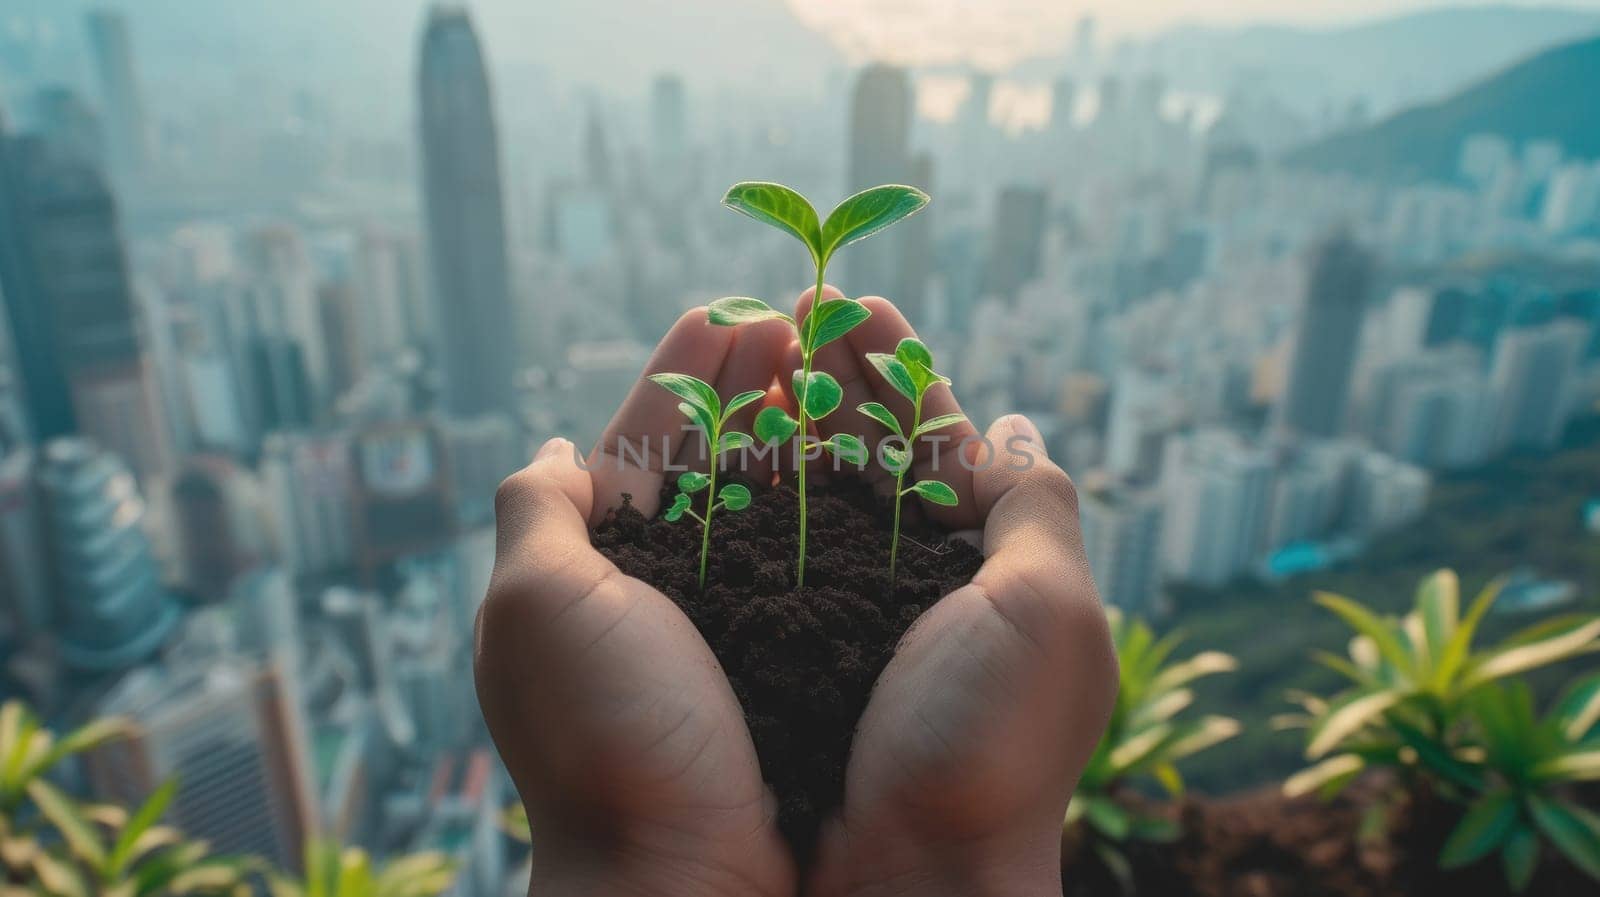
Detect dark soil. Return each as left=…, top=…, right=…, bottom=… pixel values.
left=1062, top=776, right=1596, bottom=897
left=590, top=475, right=983, bottom=862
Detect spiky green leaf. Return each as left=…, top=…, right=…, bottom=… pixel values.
left=1440, top=791, right=1520, bottom=868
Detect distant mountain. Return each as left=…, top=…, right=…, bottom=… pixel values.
left=1285, top=33, right=1600, bottom=184
left=1135, top=5, right=1600, bottom=119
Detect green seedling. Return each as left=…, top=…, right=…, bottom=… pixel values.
left=648, top=373, right=760, bottom=588
left=704, top=181, right=929, bottom=587
left=857, top=337, right=966, bottom=580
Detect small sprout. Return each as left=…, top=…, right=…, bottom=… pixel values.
left=857, top=337, right=966, bottom=580
left=707, top=180, right=929, bottom=587
left=648, top=373, right=762, bottom=588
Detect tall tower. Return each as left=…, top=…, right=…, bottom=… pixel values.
left=1277, top=234, right=1374, bottom=439
left=845, top=65, right=912, bottom=299
left=84, top=9, right=148, bottom=179
left=417, top=6, right=518, bottom=417
left=650, top=74, right=688, bottom=170
left=36, top=439, right=179, bottom=673
left=0, top=128, right=170, bottom=478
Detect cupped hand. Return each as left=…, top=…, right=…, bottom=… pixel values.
left=474, top=308, right=797, bottom=897
left=788, top=290, right=1120, bottom=897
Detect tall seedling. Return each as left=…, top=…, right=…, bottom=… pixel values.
left=704, top=182, right=929, bottom=586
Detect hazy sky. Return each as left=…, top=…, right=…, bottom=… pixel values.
left=789, top=0, right=1600, bottom=67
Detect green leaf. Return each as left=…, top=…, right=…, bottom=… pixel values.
left=1129, top=814, right=1183, bottom=843
left=678, top=401, right=714, bottom=436
left=109, top=779, right=178, bottom=877
left=721, top=181, right=822, bottom=264
left=906, top=480, right=958, bottom=506
left=1306, top=689, right=1401, bottom=759
left=913, top=413, right=967, bottom=438
left=754, top=407, right=798, bottom=444
left=1417, top=569, right=1460, bottom=663
left=717, top=483, right=752, bottom=511
left=1528, top=795, right=1600, bottom=880
left=1535, top=750, right=1600, bottom=782
left=721, top=390, right=767, bottom=423
left=677, top=471, right=711, bottom=494
left=1283, top=754, right=1365, bottom=799
left=707, top=297, right=794, bottom=327
left=825, top=434, right=868, bottom=466
left=1462, top=617, right=1600, bottom=690
left=880, top=443, right=910, bottom=475
left=718, top=432, right=754, bottom=456
left=1436, top=576, right=1506, bottom=693
left=802, top=371, right=843, bottom=419
left=805, top=297, right=871, bottom=353
left=1555, top=671, right=1600, bottom=742
left=856, top=402, right=903, bottom=437
left=818, top=184, right=929, bottom=266
left=1314, top=593, right=1414, bottom=678
left=664, top=493, right=691, bottom=523
left=1440, top=791, right=1520, bottom=868
left=1080, top=795, right=1133, bottom=840
left=866, top=353, right=916, bottom=401
left=894, top=337, right=934, bottom=371
left=26, top=779, right=105, bottom=867
left=649, top=373, right=719, bottom=421
left=1502, top=825, right=1540, bottom=893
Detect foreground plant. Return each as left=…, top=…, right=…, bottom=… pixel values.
left=27, top=779, right=252, bottom=897
left=856, top=338, right=965, bottom=579
left=704, top=180, right=928, bottom=586
left=1282, top=569, right=1600, bottom=795
left=648, top=373, right=759, bottom=587
left=269, top=838, right=455, bottom=897
left=1432, top=676, right=1600, bottom=891
left=1065, top=610, right=1240, bottom=891
left=1, top=699, right=130, bottom=887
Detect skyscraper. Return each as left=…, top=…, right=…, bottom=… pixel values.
left=1276, top=235, right=1374, bottom=439
left=845, top=64, right=912, bottom=299
left=1079, top=482, right=1164, bottom=612
left=985, top=186, right=1048, bottom=301
left=35, top=439, right=179, bottom=673
left=87, top=653, right=317, bottom=871
left=417, top=7, right=518, bottom=417
left=84, top=9, right=148, bottom=179
left=0, top=128, right=170, bottom=478
left=650, top=74, right=688, bottom=170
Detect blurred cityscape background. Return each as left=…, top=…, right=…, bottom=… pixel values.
left=2, top=0, right=1600, bottom=891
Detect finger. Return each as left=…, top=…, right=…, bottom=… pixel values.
left=675, top=314, right=792, bottom=475
left=590, top=307, right=737, bottom=520
left=969, top=415, right=1107, bottom=656
left=489, top=437, right=614, bottom=616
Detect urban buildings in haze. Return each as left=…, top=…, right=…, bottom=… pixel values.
left=1276, top=235, right=1374, bottom=439
left=417, top=6, right=518, bottom=418
left=845, top=64, right=913, bottom=299
left=84, top=9, right=148, bottom=180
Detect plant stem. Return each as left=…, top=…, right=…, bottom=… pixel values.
left=890, top=392, right=923, bottom=583
left=889, top=472, right=904, bottom=581
left=698, top=458, right=718, bottom=590
left=795, top=265, right=826, bottom=588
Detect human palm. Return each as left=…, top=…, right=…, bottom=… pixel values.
left=476, top=293, right=1116, bottom=897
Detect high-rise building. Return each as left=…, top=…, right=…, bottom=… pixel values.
left=1489, top=319, right=1588, bottom=451
left=84, top=9, right=148, bottom=179
left=1078, top=482, right=1164, bottom=612
left=171, top=455, right=271, bottom=600
left=30, top=87, right=105, bottom=170
left=1161, top=429, right=1273, bottom=587
left=35, top=439, right=179, bottom=673
left=1265, top=442, right=1353, bottom=549
left=650, top=73, right=688, bottom=170
left=87, top=654, right=317, bottom=871
left=0, top=129, right=170, bottom=477
left=417, top=7, right=518, bottom=417
left=1346, top=450, right=1430, bottom=535
left=985, top=186, right=1048, bottom=300
left=1366, top=346, right=1495, bottom=469
left=896, top=152, right=935, bottom=321
left=0, top=451, right=49, bottom=643
left=1276, top=235, right=1373, bottom=439
left=261, top=430, right=356, bottom=576
left=845, top=64, right=913, bottom=299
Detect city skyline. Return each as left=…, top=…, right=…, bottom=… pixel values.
left=1, top=2, right=1598, bottom=893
